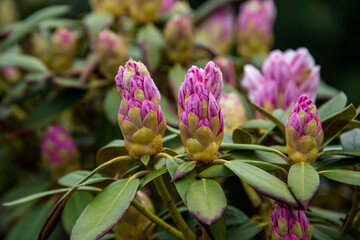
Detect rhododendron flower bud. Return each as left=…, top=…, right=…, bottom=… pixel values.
left=97, top=29, right=128, bottom=80
left=178, top=62, right=224, bottom=163
left=41, top=125, right=79, bottom=180
left=164, top=14, right=194, bottom=64
left=198, top=6, right=234, bottom=54
left=214, top=56, right=236, bottom=86
left=1, top=66, right=21, bottom=84
left=270, top=201, right=311, bottom=240
left=286, top=94, right=323, bottom=165
left=113, top=191, right=155, bottom=240
left=90, top=0, right=127, bottom=17
left=50, top=28, right=77, bottom=72
left=161, top=0, right=177, bottom=14
left=129, top=0, right=162, bottom=23
left=237, top=0, right=276, bottom=59
left=220, top=92, right=248, bottom=134
left=116, top=59, right=166, bottom=159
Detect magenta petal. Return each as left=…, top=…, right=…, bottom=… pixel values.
left=122, top=90, right=132, bottom=100
left=195, top=83, right=209, bottom=102
left=288, top=215, right=299, bottom=232
left=276, top=207, right=292, bottom=222
left=208, top=93, right=219, bottom=119
left=180, top=111, right=189, bottom=126
left=127, top=98, right=142, bottom=112
left=141, top=99, right=157, bottom=120
left=284, top=234, right=300, bottom=240
left=218, top=109, right=224, bottom=135
left=185, top=94, right=202, bottom=117
left=197, top=118, right=211, bottom=129
left=115, top=66, right=125, bottom=91
left=178, top=83, right=186, bottom=109
left=298, top=211, right=308, bottom=233
left=288, top=113, right=302, bottom=134
left=129, top=75, right=143, bottom=95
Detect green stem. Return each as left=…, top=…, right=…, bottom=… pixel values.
left=132, top=199, right=185, bottom=240
left=342, top=188, right=359, bottom=233
left=153, top=176, right=196, bottom=240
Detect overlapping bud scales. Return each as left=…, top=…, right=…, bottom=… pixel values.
left=90, top=0, right=127, bottom=17
left=115, top=59, right=166, bottom=159
left=178, top=61, right=224, bottom=163
left=97, top=29, right=128, bottom=81
left=242, top=48, right=320, bottom=114
left=270, top=201, right=311, bottom=240
left=220, top=93, right=248, bottom=134
left=198, top=6, right=235, bottom=54
left=40, top=125, right=79, bottom=180
left=237, top=0, right=276, bottom=59
left=214, top=56, right=236, bottom=86
left=164, top=14, right=194, bottom=64
left=129, top=0, right=162, bottom=23
left=113, top=191, right=155, bottom=240
left=286, top=94, right=323, bottom=165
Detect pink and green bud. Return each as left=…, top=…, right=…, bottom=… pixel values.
left=270, top=201, right=311, bottom=240
left=40, top=125, right=79, bottom=180
left=97, top=29, right=128, bottom=81
left=116, top=59, right=166, bottom=159
left=178, top=61, right=224, bottom=163
left=286, top=94, right=323, bottom=165
left=164, top=14, right=194, bottom=64
left=220, top=92, right=248, bottom=134
left=197, top=6, right=235, bottom=54
left=90, top=0, right=127, bottom=17
left=113, top=191, right=155, bottom=240
left=214, top=56, right=236, bottom=86
left=1, top=66, right=21, bottom=84
left=129, top=0, right=162, bottom=23
left=237, top=0, right=276, bottom=59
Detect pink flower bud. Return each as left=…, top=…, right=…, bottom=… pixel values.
left=214, top=56, right=236, bottom=86
left=161, top=0, right=177, bottom=14
left=50, top=28, right=77, bottom=72
left=263, top=50, right=291, bottom=90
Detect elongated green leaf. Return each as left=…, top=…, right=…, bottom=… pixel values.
left=199, top=164, right=235, bottom=178
left=140, top=155, right=150, bottom=166
left=166, top=157, right=196, bottom=203
left=58, top=171, right=105, bottom=187
left=316, top=81, right=340, bottom=99
left=139, top=167, right=167, bottom=189
left=161, top=96, right=179, bottom=125
left=71, top=178, right=139, bottom=240
left=2, top=5, right=69, bottom=48
left=223, top=206, right=249, bottom=226
left=187, top=179, right=227, bottom=225
left=320, top=149, right=360, bottom=157
left=104, top=87, right=119, bottom=124
left=225, top=161, right=298, bottom=207
left=240, top=119, right=274, bottom=130
left=238, top=160, right=285, bottom=172
left=233, top=128, right=254, bottom=144
left=341, top=129, right=360, bottom=150
left=96, top=140, right=129, bottom=176
left=315, top=156, right=359, bottom=171
left=318, top=92, right=347, bottom=121
left=312, top=224, right=353, bottom=240
left=288, top=163, right=319, bottom=210
left=169, top=64, right=187, bottom=98
left=319, top=169, right=360, bottom=186
left=209, top=217, right=226, bottom=240
left=227, top=221, right=263, bottom=240
left=0, top=53, right=47, bottom=72
left=171, top=161, right=196, bottom=182
left=83, top=12, right=114, bottom=37
left=306, top=207, right=346, bottom=225
left=251, top=102, right=285, bottom=132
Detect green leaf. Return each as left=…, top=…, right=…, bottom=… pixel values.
left=171, top=161, right=196, bottom=182
left=83, top=12, right=114, bottom=37
left=186, top=179, right=227, bottom=225
left=315, top=157, right=359, bottom=171
left=96, top=140, right=129, bottom=176
left=165, top=157, right=196, bottom=204
left=161, top=96, right=179, bottom=125
left=220, top=143, right=287, bottom=160
left=223, top=206, right=249, bottom=226
left=288, top=162, right=319, bottom=210
left=0, top=53, right=47, bottom=73
left=316, top=81, right=340, bottom=99
left=306, top=207, right=346, bottom=225
left=23, top=89, right=86, bottom=129
left=320, top=149, right=360, bottom=157
left=225, top=161, right=298, bottom=207
left=103, top=87, right=119, bottom=124
left=232, top=128, right=254, bottom=144
left=61, top=191, right=93, bottom=234
left=1, top=5, right=70, bottom=48
left=140, top=155, right=150, bottom=166
left=229, top=150, right=288, bottom=165
left=169, top=64, right=187, bottom=98
left=251, top=102, right=285, bottom=132
left=240, top=119, right=274, bottom=130
left=227, top=221, right=263, bottom=240
left=58, top=171, right=105, bottom=187
left=318, top=92, right=347, bottom=121
left=237, top=160, right=285, bottom=172
left=312, top=224, right=353, bottom=240
left=319, top=169, right=360, bottom=186
left=139, top=167, right=167, bottom=189
left=71, top=178, right=139, bottom=240
left=209, top=217, right=226, bottom=240
left=199, top=164, right=235, bottom=178
left=341, top=129, right=360, bottom=150
left=136, top=23, right=164, bottom=71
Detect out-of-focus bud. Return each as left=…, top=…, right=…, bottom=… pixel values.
left=198, top=6, right=235, bottom=54
left=97, top=29, right=128, bottom=81
left=1, top=67, right=21, bottom=84
left=161, top=0, right=177, bottom=14
left=90, top=0, right=127, bottom=18
left=40, top=125, right=80, bottom=181
left=178, top=61, right=224, bottom=163
left=164, top=14, right=194, bottom=64
left=220, top=93, right=248, bottom=134
left=285, top=94, right=323, bottom=165
left=214, top=56, right=236, bottom=86
left=129, top=0, right=162, bottom=23
left=270, top=201, right=311, bottom=240
left=115, top=59, right=166, bottom=159
left=0, top=0, right=19, bottom=27
left=237, top=0, right=276, bottom=59
left=25, top=33, right=50, bottom=65
left=50, top=28, right=77, bottom=73
left=113, top=191, right=155, bottom=240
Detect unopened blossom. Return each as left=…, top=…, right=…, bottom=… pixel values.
left=214, top=56, right=236, bottom=86
left=198, top=6, right=235, bottom=54
left=97, top=29, right=128, bottom=81
left=237, top=0, right=276, bottom=59
left=115, top=59, right=166, bottom=159
left=113, top=191, right=155, bottom=240
left=270, top=201, right=311, bottom=240
left=178, top=61, right=224, bottom=163
left=41, top=125, right=79, bottom=180
left=286, top=94, right=323, bottom=165
left=161, top=0, right=177, bottom=14
left=220, top=93, right=248, bottom=134
left=242, top=48, right=320, bottom=113
left=90, top=0, right=127, bottom=17
left=1, top=66, right=21, bottom=84
left=164, top=14, right=194, bottom=64
left=129, top=0, right=162, bottom=23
